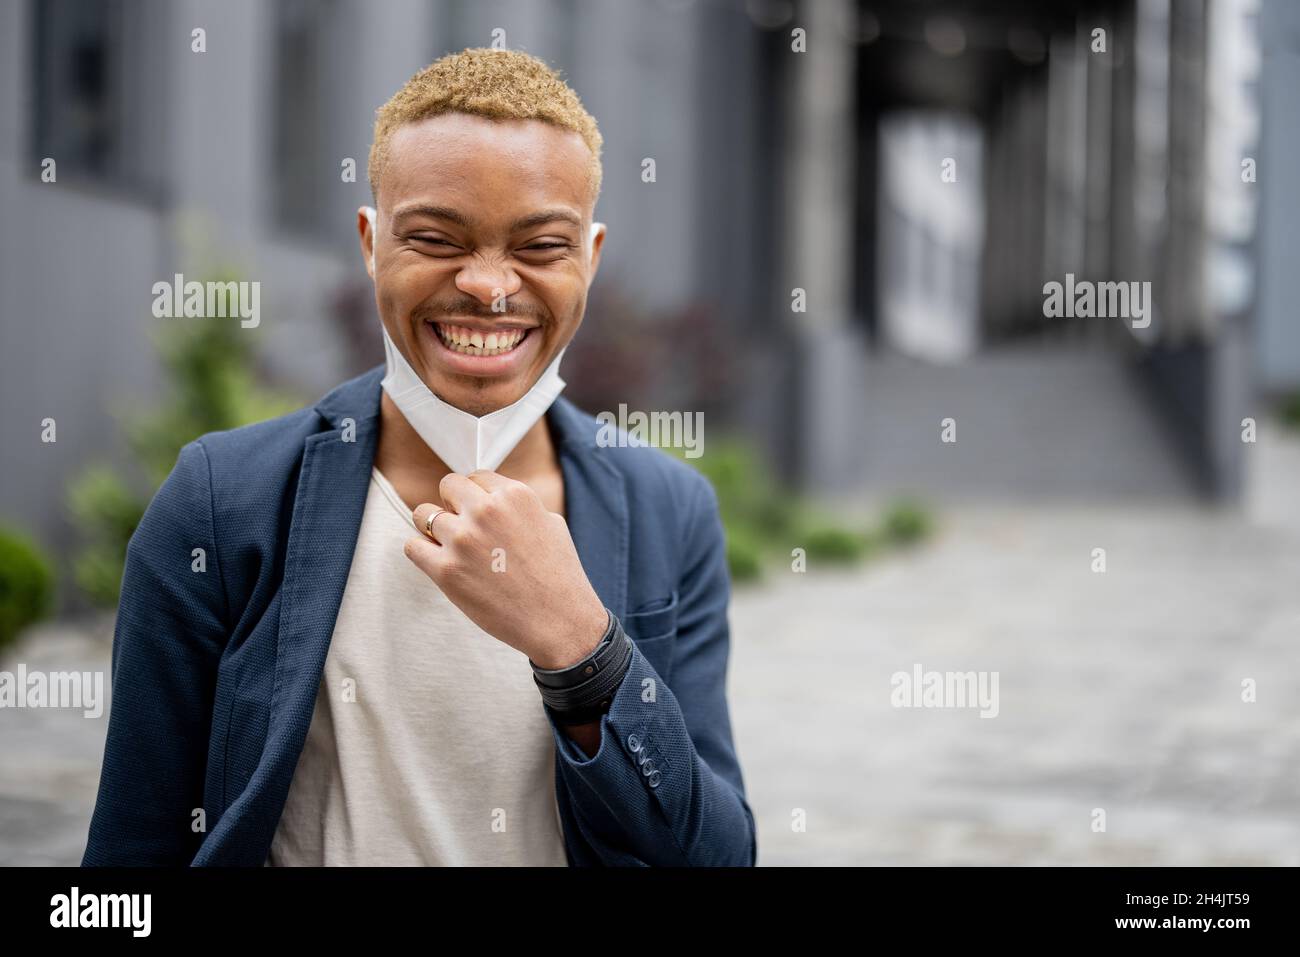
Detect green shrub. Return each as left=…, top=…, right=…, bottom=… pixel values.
left=720, top=525, right=763, bottom=583
left=882, top=500, right=933, bottom=545
left=672, top=440, right=934, bottom=581
left=1281, top=393, right=1300, bottom=431
left=66, top=266, right=302, bottom=608
left=66, top=467, right=146, bottom=609
left=688, top=441, right=794, bottom=538
left=677, top=442, right=792, bottom=581
left=0, top=528, right=55, bottom=650
left=802, top=524, right=872, bottom=563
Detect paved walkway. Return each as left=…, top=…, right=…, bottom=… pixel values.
left=0, top=617, right=114, bottom=865
left=731, top=498, right=1300, bottom=864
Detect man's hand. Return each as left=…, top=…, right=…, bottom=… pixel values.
left=404, top=470, right=610, bottom=670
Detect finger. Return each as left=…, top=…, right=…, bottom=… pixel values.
left=412, top=502, right=458, bottom=544
left=439, top=472, right=488, bottom=513
left=403, top=535, right=445, bottom=579
left=464, top=470, right=515, bottom=494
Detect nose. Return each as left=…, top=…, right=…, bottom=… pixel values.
left=454, top=255, right=523, bottom=310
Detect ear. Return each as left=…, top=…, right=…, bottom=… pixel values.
left=587, top=221, right=607, bottom=286
left=358, top=206, right=378, bottom=279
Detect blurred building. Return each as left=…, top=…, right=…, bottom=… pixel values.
left=778, top=0, right=1281, bottom=504
left=3, top=0, right=1300, bottom=583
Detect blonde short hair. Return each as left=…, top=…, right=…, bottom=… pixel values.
left=368, top=47, right=603, bottom=204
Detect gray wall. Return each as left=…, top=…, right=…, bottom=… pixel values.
left=1256, top=0, right=1300, bottom=393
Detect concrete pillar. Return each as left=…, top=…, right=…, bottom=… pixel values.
left=780, top=0, right=865, bottom=492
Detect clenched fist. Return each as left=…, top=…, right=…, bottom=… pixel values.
left=403, top=470, right=610, bottom=670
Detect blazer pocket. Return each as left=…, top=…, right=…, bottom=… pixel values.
left=623, top=590, right=679, bottom=681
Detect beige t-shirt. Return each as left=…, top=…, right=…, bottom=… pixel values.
left=266, top=467, right=569, bottom=866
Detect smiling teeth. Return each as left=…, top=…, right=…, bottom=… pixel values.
left=435, top=324, right=527, bottom=356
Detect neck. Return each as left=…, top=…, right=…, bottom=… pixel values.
left=375, top=391, right=559, bottom=505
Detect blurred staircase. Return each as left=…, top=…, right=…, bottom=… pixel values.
left=846, top=340, right=1203, bottom=504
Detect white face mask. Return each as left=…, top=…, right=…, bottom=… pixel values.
left=364, top=205, right=602, bottom=474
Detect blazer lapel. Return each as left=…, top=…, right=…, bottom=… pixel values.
left=267, top=375, right=382, bottom=770
left=268, top=422, right=378, bottom=746
left=204, top=368, right=383, bottom=864
left=550, top=397, right=630, bottom=625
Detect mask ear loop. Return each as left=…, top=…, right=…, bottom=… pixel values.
left=364, top=206, right=377, bottom=273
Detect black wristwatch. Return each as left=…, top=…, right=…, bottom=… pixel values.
left=530, top=610, right=634, bottom=726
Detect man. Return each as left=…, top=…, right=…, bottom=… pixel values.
left=82, top=48, right=755, bottom=866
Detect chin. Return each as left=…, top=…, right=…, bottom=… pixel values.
left=434, top=380, right=528, bottom=417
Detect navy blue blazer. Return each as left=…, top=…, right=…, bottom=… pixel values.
left=81, top=366, right=756, bottom=866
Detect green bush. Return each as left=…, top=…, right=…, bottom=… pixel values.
left=681, top=441, right=798, bottom=580
left=66, top=467, right=147, bottom=609
left=688, top=441, right=792, bottom=537
left=883, top=500, right=933, bottom=545
left=1281, top=393, right=1300, bottom=431
left=802, top=524, right=873, bottom=563
left=0, top=528, right=55, bottom=650
left=672, top=440, right=933, bottom=581
left=66, top=267, right=301, bottom=608
left=724, top=526, right=765, bottom=583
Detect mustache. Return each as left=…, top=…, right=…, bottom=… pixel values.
left=413, top=296, right=548, bottom=323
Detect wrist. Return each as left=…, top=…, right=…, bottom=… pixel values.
left=530, top=612, right=633, bottom=724
left=530, top=602, right=612, bottom=670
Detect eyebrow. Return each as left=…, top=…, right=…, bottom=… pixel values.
left=509, top=209, right=583, bottom=231
left=390, top=204, right=473, bottom=230
left=390, top=204, right=582, bottom=233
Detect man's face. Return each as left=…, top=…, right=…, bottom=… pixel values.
left=362, top=112, right=604, bottom=417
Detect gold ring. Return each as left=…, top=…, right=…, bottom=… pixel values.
left=424, top=508, right=448, bottom=538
